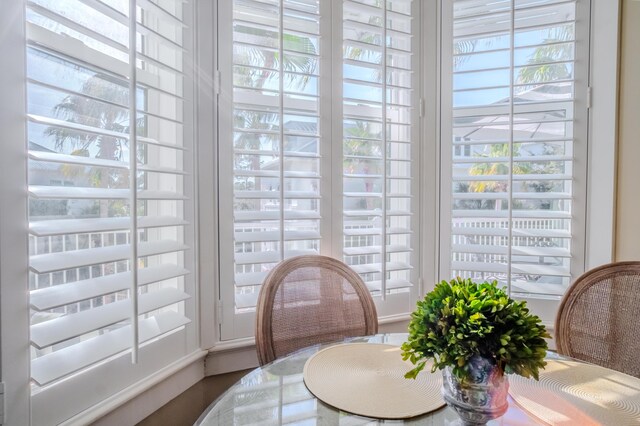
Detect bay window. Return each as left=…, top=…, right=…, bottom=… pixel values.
left=0, top=0, right=614, bottom=423
left=217, top=0, right=591, bottom=339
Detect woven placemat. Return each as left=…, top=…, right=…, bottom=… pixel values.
left=303, top=343, right=445, bottom=419
left=509, top=359, right=640, bottom=425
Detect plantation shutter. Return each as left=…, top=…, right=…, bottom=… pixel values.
left=342, top=0, right=419, bottom=309
left=25, top=0, right=196, bottom=418
left=441, top=0, right=588, bottom=322
left=218, top=0, right=325, bottom=338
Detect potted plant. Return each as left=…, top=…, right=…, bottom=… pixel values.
left=401, top=278, right=549, bottom=425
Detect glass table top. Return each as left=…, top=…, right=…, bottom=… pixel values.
left=196, top=334, right=551, bottom=425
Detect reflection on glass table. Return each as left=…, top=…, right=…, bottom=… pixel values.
left=196, top=334, right=546, bottom=425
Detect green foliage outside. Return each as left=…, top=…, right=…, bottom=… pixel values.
left=401, top=278, right=549, bottom=383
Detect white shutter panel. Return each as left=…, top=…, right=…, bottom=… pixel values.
left=25, top=0, right=195, bottom=409
left=443, top=0, right=587, bottom=319
left=223, top=0, right=323, bottom=318
left=342, top=0, right=417, bottom=298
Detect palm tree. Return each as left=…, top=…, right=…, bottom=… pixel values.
left=46, top=74, right=143, bottom=218
left=465, top=25, right=575, bottom=208
left=517, top=25, right=574, bottom=86
left=466, top=143, right=532, bottom=210
left=232, top=25, right=318, bottom=211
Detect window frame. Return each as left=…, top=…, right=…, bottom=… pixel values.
left=216, top=0, right=425, bottom=340
left=438, top=0, right=592, bottom=326
left=1, top=0, right=203, bottom=423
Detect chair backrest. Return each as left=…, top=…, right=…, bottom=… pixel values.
left=555, top=261, right=640, bottom=378
left=255, top=255, right=378, bottom=366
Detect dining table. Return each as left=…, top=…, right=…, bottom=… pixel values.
left=195, top=333, right=638, bottom=425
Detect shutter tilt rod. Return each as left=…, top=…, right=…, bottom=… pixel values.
left=129, top=0, right=140, bottom=364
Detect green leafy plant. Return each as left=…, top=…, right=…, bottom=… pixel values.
left=401, top=278, right=550, bottom=382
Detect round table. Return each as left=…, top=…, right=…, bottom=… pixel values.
left=196, top=333, right=559, bottom=425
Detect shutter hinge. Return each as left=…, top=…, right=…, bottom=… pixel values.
left=214, top=70, right=221, bottom=95
left=587, top=86, right=592, bottom=109
left=217, top=299, right=224, bottom=324
left=419, top=98, right=425, bottom=118
left=0, top=382, right=5, bottom=424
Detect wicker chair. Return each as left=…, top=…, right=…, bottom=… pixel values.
left=555, top=261, right=640, bottom=378
left=255, top=255, right=378, bottom=366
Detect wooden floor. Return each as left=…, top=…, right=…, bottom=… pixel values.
left=136, top=369, right=252, bottom=426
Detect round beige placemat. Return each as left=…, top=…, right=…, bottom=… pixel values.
left=303, top=343, right=445, bottom=419
left=509, top=359, right=640, bottom=425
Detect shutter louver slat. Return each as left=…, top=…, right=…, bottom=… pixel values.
left=235, top=249, right=317, bottom=265
left=343, top=244, right=411, bottom=256
left=452, top=244, right=571, bottom=257
left=452, top=227, right=570, bottom=238
left=31, top=287, right=190, bottom=349
left=233, top=210, right=321, bottom=221
left=452, top=209, right=571, bottom=219
left=234, top=190, right=320, bottom=199
left=31, top=311, right=190, bottom=386
left=235, top=272, right=269, bottom=287
left=27, top=114, right=187, bottom=150
left=364, top=279, right=413, bottom=292
left=343, top=209, right=412, bottom=217
left=29, top=240, right=189, bottom=274
left=452, top=261, right=570, bottom=277
left=28, top=186, right=187, bottom=200
left=343, top=227, right=411, bottom=236
left=234, top=230, right=320, bottom=243
left=29, top=150, right=129, bottom=170
left=350, top=261, right=412, bottom=274
left=30, top=264, right=190, bottom=311
left=29, top=216, right=187, bottom=236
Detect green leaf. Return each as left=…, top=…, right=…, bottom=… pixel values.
left=400, top=277, right=549, bottom=382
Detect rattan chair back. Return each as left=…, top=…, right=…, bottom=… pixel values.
left=555, top=261, right=640, bottom=378
left=255, top=255, right=378, bottom=366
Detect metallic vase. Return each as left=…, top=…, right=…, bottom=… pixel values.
left=441, top=356, right=509, bottom=425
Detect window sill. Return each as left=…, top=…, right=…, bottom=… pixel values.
left=62, top=350, right=208, bottom=426
left=205, top=313, right=411, bottom=376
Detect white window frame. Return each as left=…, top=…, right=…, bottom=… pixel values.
left=424, top=0, right=619, bottom=328
left=1, top=0, right=205, bottom=424
left=339, top=0, right=424, bottom=320
left=216, top=0, right=336, bottom=339
left=216, top=0, right=425, bottom=340
left=438, top=0, right=591, bottom=325
left=0, top=1, right=31, bottom=423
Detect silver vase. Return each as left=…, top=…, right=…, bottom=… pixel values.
left=441, top=356, right=509, bottom=425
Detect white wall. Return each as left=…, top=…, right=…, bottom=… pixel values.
left=615, top=0, right=640, bottom=260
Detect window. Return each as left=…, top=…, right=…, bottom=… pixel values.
left=440, top=0, right=588, bottom=323
left=218, top=0, right=420, bottom=339
left=0, top=0, right=611, bottom=421
left=24, top=0, right=197, bottom=422
left=218, top=0, right=327, bottom=338
left=341, top=0, right=419, bottom=316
